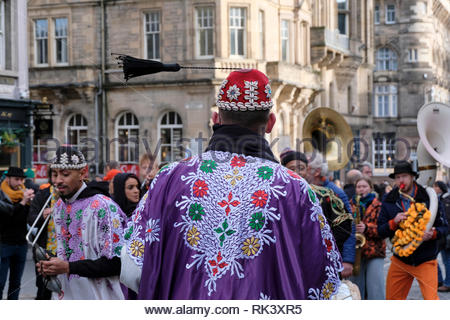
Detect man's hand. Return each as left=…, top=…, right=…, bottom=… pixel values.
left=341, top=262, right=353, bottom=278
left=422, top=227, right=435, bottom=241
left=43, top=208, right=52, bottom=219
left=394, top=212, right=407, bottom=224
left=356, top=222, right=366, bottom=233
left=20, top=189, right=35, bottom=205
left=37, top=257, right=69, bottom=276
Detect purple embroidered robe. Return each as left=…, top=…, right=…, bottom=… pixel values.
left=121, top=151, right=342, bottom=299
left=53, top=194, right=126, bottom=299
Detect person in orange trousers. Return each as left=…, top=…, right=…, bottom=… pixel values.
left=386, top=256, right=438, bottom=300
left=377, top=161, right=448, bottom=300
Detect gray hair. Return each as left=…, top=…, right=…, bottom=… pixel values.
left=346, top=169, right=362, bottom=185
left=359, top=161, right=373, bottom=171
left=306, top=152, right=328, bottom=176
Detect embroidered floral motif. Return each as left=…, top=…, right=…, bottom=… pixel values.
left=200, top=160, right=217, bottom=173
left=227, top=84, right=241, bottom=101
left=71, top=154, right=80, bottom=164
left=242, top=236, right=260, bottom=256
left=224, top=168, right=243, bottom=187
left=214, top=219, right=236, bottom=247
left=230, top=156, right=246, bottom=168
left=208, top=252, right=228, bottom=276
left=257, top=166, right=273, bottom=180
left=189, top=203, right=206, bottom=221
left=287, top=170, right=301, bottom=180
left=145, top=218, right=160, bottom=244
left=193, top=180, right=209, bottom=197
left=321, top=282, right=335, bottom=299
left=130, top=239, right=145, bottom=258
left=218, top=191, right=240, bottom=216
left=249, top=212, right=265, bottom=231
left=112, top=218, right=120, bottom=229
left=75, top=209, right=83, bottom=220
left=98, top=208, right=106, bottom=219
left=124, top=226, right=133, bottom=240
left=91, top=200, right=100, bottom=209
left=187, top=226, right=200, bottom=246
left=251, top=190, right=268, bottom=208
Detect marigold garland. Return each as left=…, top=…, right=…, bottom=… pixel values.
left=391, top=202, right=431, bottom=257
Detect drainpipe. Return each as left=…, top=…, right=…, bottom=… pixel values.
left=94, top=76, right=101, bottom=175
left=100, top=0, right=107, bottom=171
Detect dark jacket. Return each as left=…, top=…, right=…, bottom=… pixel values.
left=343, top=184, right=356, bottom=200
left=324, top=179, right=356, bottom=264
left=378, top=184, right=448, bottom=266
left=0, top=189, right=30, bottom=245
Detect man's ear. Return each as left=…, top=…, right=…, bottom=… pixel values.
left=80, top=166, right=88, bottom=180
left=212, top=111, right=220, bottom=125
left=265, top=112, right=276, bottom=134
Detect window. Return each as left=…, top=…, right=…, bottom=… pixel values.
left=195, top=7, right=214, bottom=58
left=35, top=19, right=48, bottom=65
left=33, top=139, right=48, bottom=163
left=373, top=133, right=396, bottom=170
left=258, top=10, right=265, bottom=60
left=376, top=47, right=398, bottom=71
left=159, top=111, right=183, bottom=162
left=281, top=20, right=289, bottom=62
left=229, top=7, right=246, bottom=56
left=374, top=5, right=380, bottom=24
left=386, top=4, right=396, bottom=24
left=337, top=0, right=349, bottom=35
left=66, top=114, right=88, bottom=153
left=54, top=18, right=68, bottom=64
left=374, top=85, right=397, bottom=117
left=408, top=48, right=418, bottom=62
left=145, top=11, right=161, bottom=60
left=116, top=112, right=139, bottom=163
left=0, top=0, right=4, bottom=69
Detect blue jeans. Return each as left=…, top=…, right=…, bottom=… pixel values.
left=350, top=257, right=385, bottom=300
left=438, top=249, right=450, bottom=287
left=0, top=244, right=28, bottom=300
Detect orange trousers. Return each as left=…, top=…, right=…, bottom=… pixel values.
left=386, top=256, right=439, bottom=300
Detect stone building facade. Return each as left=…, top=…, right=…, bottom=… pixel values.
left=0, top=0, right=35, bottom=170
left=372, top=0, right=450, bottom=177
left=27, top=0, right=375, bottom=176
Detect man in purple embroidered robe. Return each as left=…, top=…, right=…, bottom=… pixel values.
left=121, top=70, right=343, bottom=299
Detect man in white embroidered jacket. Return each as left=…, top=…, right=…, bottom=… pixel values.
left=37, top=146, right=127, bottom=299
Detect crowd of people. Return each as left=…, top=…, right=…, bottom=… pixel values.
left=0, top=69, right=449, bottom=300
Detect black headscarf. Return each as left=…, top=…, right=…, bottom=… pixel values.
left=112, top=173, right=141, bottom=217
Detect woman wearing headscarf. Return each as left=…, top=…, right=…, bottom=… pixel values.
left=112, top=173, right=141, bottom=218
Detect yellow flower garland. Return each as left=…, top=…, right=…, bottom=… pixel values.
left=391, top=202, right=431, bottom=257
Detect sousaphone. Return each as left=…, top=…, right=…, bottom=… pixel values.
left=302, top=107, right=354, bottom=171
